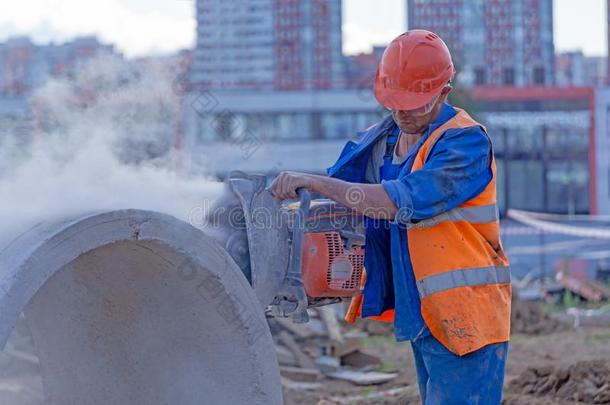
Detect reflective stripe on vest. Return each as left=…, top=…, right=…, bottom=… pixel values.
left=416, top=265, right=511, bottom=298
left=405, top=203, right=499, bottom=229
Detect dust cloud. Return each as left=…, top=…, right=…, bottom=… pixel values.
left=0, top=53, right=224, bottom=248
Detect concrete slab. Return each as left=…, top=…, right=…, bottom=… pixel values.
left=0, top=210, right=282, bottom=404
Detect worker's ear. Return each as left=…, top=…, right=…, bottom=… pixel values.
left=440, top=85, right=453, bottom=101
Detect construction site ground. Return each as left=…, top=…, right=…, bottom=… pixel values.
left=0, top=306, right=609, bottom=404
left=282, top=323, right=610, bottom=405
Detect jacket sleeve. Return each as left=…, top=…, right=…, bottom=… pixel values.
left=381, top=126, right=493, bottom=223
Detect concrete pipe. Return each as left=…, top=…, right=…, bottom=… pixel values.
left=0, top=210, right=282, bottom=405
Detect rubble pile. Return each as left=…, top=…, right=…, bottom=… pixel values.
left=506, top=360, right=610, bottom=404
left=511, top=298, right=568, bottom=335
left=268, top=306, right=398, bottom=392
left=354, top=318, right=394, bottom=336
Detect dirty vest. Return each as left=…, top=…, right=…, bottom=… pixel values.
left=352, top=108, right=512, bottom=356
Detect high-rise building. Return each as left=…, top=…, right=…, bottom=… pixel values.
left=555, top=52, right=608, bottom=87
left=0, top=36, right=115, bottom=96
left=191, top=0, right=344, bottom=90
left=607, top=0, right=610, bottom=84
left=0, top=37, right=39, bottom=95
left=555, top=52, right=586, bottom=87
left=407, top=0, right=555, bottom=87
left=343, top=46, right=385, bottom=89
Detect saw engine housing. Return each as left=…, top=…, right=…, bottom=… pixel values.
left=290, top=200, right=365, bottom=300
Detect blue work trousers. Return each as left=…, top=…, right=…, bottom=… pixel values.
left=411, top=334, right=508, bottom=404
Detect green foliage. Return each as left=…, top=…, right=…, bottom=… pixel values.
left=362, top=335, right=396, bottom=349
left=379, top=361, right=398, bottom=373
left=585, top=331, right=610, bottom=345
left=562, top=290, right=581, bottom=309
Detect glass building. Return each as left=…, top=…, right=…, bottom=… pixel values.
left=183, top=86, right=603, bottom=215
left=472, top=87, right=594, bottom=215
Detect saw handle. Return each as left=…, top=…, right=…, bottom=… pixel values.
left=289, top=188, right=310, bottom=277
left=268, top=188, right=313, bottom=323
left=295, top=188, right=311, bottom=228
left=297, top=188, right=311, bottom=204
left=284, top=188, right=311, bottom=322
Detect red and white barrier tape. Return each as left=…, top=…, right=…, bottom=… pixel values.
left=507, top=209, right=610, bottom=239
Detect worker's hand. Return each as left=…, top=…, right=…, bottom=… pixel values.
left=270, top=171, right=314, bottom=200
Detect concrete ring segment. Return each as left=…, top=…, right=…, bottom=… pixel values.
left=0, top=210, right=282, bottom=405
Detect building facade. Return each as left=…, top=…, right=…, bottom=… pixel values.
left=472, top=87, right=595, bottom=215
left=0, top=36, right=116, bottom=145
left=607, top=0, right=610, bottom=85
left=181, top=89, right=382, bottom=176
left=0, top=37, right=115, bottom=97
left=183, top=85, right=610, bottom=215
left=593, top=87, right=610, bottom=215
left=407, top=0, right=555, bottom=87
left=556, top=52, right=608, bottom=87
left=191, top=0, right=344, bottom=90
left=343, top=46, right=385, bottom=90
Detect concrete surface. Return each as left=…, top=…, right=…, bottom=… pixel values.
left=0, top=210, right=282, bottom=405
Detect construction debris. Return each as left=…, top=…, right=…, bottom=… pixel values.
left=556, top=271, right=610, bottom=302
left=279, top=366, right=322, bottom=382
left=315, top=356, right=340, bottom=373
left=511, top=297, right=568, bottom=335
left=356, top=318, right=394, bottom=336
left=275, top=345, right=298, bottom=367
left=319, top=306, right=344, bottom=344
left=281, top=377, right=322, bottom=391
left=562, top=305, right=610, bottom=327
left=506, top=360, right=610, bottom=404
left=274, top=317, right=317, bottom=339
left=341, top=350, right=382, bottom=370
left=270, top=306, right=398, bottom=387
left=278, top=331, right=317, bottom=369
left=328, top=330, right=365, bottom=358
left=325, top=386, right=418, bottom=404
left=326, top=369, right=399, bottom=386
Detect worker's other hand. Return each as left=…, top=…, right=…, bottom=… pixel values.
left=270, top=171, right=314, bottom=201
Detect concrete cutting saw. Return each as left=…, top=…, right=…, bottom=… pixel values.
left=207, top=172, right=365, bottom=323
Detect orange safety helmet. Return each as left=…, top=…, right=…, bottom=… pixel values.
left=374, top=30, right=455, bottom=111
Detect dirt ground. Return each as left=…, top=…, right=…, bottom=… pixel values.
left=283, top=323, right=610, bottom=405
left=0, top=313, right=608, bottom=404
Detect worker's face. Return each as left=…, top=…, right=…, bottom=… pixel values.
left=391, top=86, right=452, bottom=134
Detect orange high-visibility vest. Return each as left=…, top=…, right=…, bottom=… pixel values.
left=346, top=108, right=511, bottom=356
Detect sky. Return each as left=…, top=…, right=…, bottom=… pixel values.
left=0, top=0, right=606, bottom=58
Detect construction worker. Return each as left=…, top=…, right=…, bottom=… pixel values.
left=270, top=29, right=511, bottom=404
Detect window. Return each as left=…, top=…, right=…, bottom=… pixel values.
left=506, top=160, right=544, bottom=211
left=320, top=113, right=351, bottom=139
left=545, top=126, right=589, bottom=158
left=502, top=67, right=515, bottom=85
left=474, top=67, right=486, bottom=86
left=533, top=66, right=545, bottom=85
left=505, top=126, right=543, bottom=155
left=547, top=162, right=589, bottom=214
